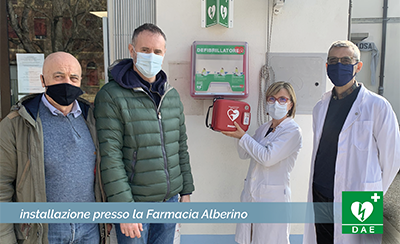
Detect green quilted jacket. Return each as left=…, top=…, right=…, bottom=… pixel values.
left=94, top=60, right=194, bottom=203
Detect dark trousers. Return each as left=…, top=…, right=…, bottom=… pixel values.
left=313, top=186, right=334, bottom=244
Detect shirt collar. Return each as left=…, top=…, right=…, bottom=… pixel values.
left=332, top=81, right=359, bottom=100
left=41, top=94, right=82, bottom=118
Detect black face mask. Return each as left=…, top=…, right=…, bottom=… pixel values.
left=45, top=83, right=83, bottom=106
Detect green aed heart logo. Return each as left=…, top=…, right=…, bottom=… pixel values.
left=351, top=201, right=373, bottom=222
left=208, top=5, right=216, bottom=20
left=220, top=5, right=227, bottom=19
left=342, top=191, right=383, bottom=234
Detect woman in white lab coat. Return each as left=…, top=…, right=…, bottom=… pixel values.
left=222, top=81, right=302, bottom=244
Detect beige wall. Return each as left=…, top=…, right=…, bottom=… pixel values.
left=157, top=0, right=349, bottom=236
left=351, top=0, right=400, bottom=122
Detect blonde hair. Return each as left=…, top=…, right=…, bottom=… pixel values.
left=265, top=81, right=297, bottom=118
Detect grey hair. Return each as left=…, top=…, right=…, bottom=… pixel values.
left=328, top=40, right=360, bottom=61
left=131, top=23, right=166, bottom=47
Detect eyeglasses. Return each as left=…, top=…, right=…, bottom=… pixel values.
left=327, top=56, right=357, bottom=65
left=267, top=96, right=290, bottom=105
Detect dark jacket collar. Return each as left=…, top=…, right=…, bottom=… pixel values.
left=109, top=58, right=167, bottom=94
left=20, top=93, right=90, bottom=121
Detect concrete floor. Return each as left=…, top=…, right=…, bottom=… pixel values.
left=383, top=173, right=400, bottom=244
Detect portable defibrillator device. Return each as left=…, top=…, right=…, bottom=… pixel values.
left=206, top=98, right=251, bottom=132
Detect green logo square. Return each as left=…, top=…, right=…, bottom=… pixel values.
left=342, top=191, right=383, bottom=234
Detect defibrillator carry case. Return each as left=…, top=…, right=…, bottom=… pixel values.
left=205, top=98, right=251, bottom=132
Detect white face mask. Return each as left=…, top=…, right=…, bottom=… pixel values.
left=134, top=51, right=164, bottom=78
left=266, top=101, right=288, bottom=120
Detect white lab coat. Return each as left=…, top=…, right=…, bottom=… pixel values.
left=235, top=118, right=302, bottom=244
left=303, top=84, right=400, bottom=244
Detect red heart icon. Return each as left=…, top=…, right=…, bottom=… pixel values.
left=235, top=46, right=244, bottom=54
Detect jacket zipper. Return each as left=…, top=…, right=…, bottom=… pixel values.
left=157, top=111, right=171, bottom=201
left=37, top=223, right=43, bottom=241
left=21, top=223, right=31, bottom=239
left=130, top=151, right=137, bottom=182
left=17, top=125, right=32, bottom=191
left=158, top=87, right=174, bottom=200
left=134, top=87, right=173, bottom=200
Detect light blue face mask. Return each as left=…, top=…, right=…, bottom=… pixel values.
left=134, top=51, right=164, bottom=78
left=266, top=101, right=288, bottom=120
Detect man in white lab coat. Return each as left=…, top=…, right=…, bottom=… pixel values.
left=303, top=40, right=400, bottom=244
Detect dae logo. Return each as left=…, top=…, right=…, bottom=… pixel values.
left=342, top=191, right=383, bottom=234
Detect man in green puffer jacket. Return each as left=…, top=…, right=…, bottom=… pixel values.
left=94, top=23, right=194, bottom=244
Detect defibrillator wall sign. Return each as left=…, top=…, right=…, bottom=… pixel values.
left=201, top=0, right=234, bottom=28
left=190, top=41, right=248, bottom=99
